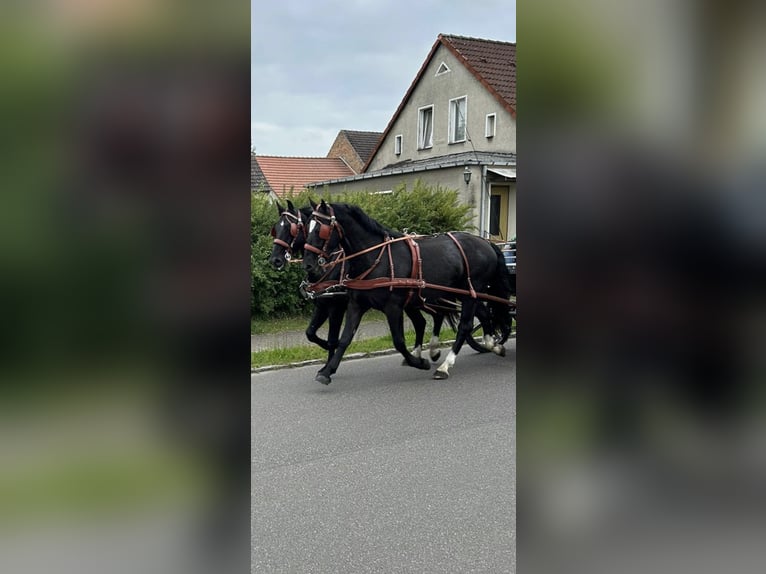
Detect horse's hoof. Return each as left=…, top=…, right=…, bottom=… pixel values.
left=315, top=374, right=332, bottom=385
left=433, top=370, right=449, bottom=380
left=495, top=346, right=506, bottom=357
left=418, top=359, right=431, bottom=370
left=430, top=350, right=441, bottom=362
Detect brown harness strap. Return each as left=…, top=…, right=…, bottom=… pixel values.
left=341, top=277, right=514, bottom=306
left=405, top=237, right=422, bottom=307
left=446, top=232, right=476, bottom=298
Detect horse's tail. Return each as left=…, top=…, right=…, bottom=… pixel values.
left=487, top=242, right=514, bottom=342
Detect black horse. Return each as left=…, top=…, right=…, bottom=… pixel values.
left=268, top=200, right=454, bottom=369
left=302, top=199, right=514, bottom=383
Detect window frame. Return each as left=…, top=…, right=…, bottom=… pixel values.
left=485, top=113, right=496, bottom=138
left=417, top=105, right=434, bottom=150
left=448, top=96, right=468, bottom=144
left=394, top=134, right=402, bottom=155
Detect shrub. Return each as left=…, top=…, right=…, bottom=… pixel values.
left=251, top=181, right=473, bottom=320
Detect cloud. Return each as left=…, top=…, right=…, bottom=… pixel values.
left=251, top=1, right=516, bottom=155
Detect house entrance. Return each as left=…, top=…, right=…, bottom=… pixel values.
left=489, top=185, right=510, bottom=241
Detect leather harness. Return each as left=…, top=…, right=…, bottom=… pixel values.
left=304, top=208, right=514, bottom=308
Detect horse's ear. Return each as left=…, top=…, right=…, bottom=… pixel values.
left=319, top=199, right=328, bottom=211
left=286, top=199, right=295, bottom=213
left=309, top=198, right=317, bottom=210
left=275, top=201, right=284, bottom=214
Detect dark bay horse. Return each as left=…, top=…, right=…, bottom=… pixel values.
left=268, top=200, right=454, bottom=370
left=302, top=199, right=513, bottom=383
left=268, top=200, right=345, bottom=364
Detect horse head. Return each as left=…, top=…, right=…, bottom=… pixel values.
left=268, top=199, right=307, bottom=270
left=302, top=199, right=346, bottom=276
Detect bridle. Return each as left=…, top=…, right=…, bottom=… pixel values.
left=304, top=205, right=344, bottom=266
left=270, top=209, right=305, bottom=260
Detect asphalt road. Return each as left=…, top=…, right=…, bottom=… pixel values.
left=252, top=342, right=516, bottom=573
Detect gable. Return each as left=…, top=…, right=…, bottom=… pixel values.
left=363, top=34, right=516, bottom=172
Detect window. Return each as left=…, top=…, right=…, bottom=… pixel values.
left=449, top=96, right=467, bottom=143
left=417, top=105, right=433, bottom=149
left=435, top=62, right=451, bottom=76
left=485, top=113, right=496, bottom=138
left=394, top=134, right=402, bottom=155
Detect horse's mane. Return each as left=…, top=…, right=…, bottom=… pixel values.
left=332, top=203, right=403, bottom=239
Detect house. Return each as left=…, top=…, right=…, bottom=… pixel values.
left=326, top=130, right=383, bottom=174
left=306, top=34, right=516, bottom=241
left=251, top=153, right=355, bottom=200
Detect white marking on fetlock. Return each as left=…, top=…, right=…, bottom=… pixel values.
left=483, top=334, right=495, bottom=350
left=429, top=335, right=441, bottom=359
left=492, top=344, right=505, bottom=356
left=435, top=350, right=457, bottom=376
left=411, top=345, right=422, bottom=359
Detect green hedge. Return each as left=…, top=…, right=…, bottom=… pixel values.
left=251, top=180, right=473, bottom=320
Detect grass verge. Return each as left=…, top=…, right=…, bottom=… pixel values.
left=251, top=309, right=389, bottom=335
left=251, top=328, right=453, bottom=369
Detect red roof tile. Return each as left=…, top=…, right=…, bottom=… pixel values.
left=255, top=156, right=355, bottom=198
left=441, top=34, right=516, bottom=112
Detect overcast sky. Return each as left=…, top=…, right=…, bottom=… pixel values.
left=252, top=0, right=516, bottom=157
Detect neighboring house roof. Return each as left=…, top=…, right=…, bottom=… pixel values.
left=340, top=130, right=383, bottom=165
left=251, top=153, right=272, bottom=193
left=255, top=155, right=355, bottom=198
left=363, top=34, right=516, bottom=172
left=307, top=151, right=516, bottom=188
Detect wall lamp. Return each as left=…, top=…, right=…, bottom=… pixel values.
left=463, top=166, right=471, bottom=185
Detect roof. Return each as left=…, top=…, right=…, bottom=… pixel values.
left=363, top=34, right=516, bottom=172
left=442, top=34, right=516, bottom=112
left=254, top=156, right=355, bottom=198
left=339, top=130, right=383, bottom=165
left=251, top=153, right=271, bottom=193
left=307, top=151, right=516, bottom=188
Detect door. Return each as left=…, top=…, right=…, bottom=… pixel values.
left=489, top=185, right=509, bottom=241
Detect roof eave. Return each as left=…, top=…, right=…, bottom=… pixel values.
left=309, top=153, right=516, bottom=188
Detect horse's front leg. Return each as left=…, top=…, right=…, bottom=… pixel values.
left=434, top=298, right=477, bottom=380
left=305, top=302, right=330, bottom=351
left=387, top=303, right=430, bottom=371
left=315, top=298, right=367, bottom=385
left=325, top=297, right=348, bottom=368
left=403, top=307, right=427, bottom=365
